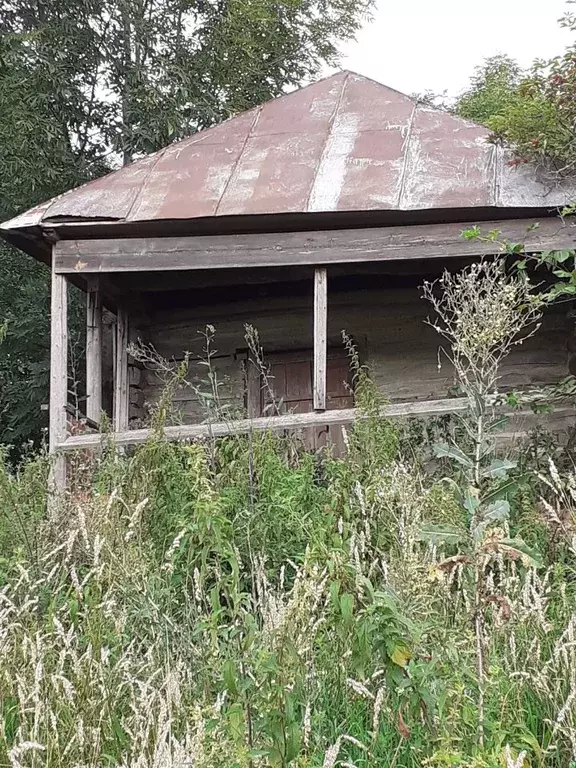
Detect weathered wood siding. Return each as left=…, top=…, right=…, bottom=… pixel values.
left=136, top=286, right=571, bottom=428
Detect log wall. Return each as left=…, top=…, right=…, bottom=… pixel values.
left=137, top=286, right=572, bottom=430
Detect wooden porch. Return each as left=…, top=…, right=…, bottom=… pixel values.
left=47, top=216, right=576, bottom=489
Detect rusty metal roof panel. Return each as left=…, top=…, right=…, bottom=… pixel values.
left=326, top=78, right=415, bottom=212
left=217, top=132, right=329, bottom=216
left=253, top=71, right=345, bottom=136
left=129, top=108, right=260, bottom=221
left=45, top=152, right=160, bottom=221
left=400, top=107, right=495, bottom=210
left=3, top=69, right=576, bottom=235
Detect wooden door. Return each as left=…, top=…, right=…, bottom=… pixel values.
left=252, top=350, right=353, bottom=452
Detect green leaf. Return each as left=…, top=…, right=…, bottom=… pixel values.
left=390, top=643, right=412, bottom=668
left=499, top=537, right=543, bottom=568
left=554, top=249, right=575, bottom=263
left=418, top=523, right=467, bottom=547
left=222, top=659, right=239, bottom=697
left=285, top=721, right=301, bottom=763
left=433, top=442, right=473, bottom=468
left=481, top=476, right=525, bottom=506
left=474, top=500, right=510, bottom=541
left=505, top=391, right=520, bottom=408
left=483, top=499, right=510, bottom=520
left=463, top=487, right=480, bottom=516
left=461, top=226, right=482, bottom=240
left=533, top=402, right=554, bottom=414
left=340, top=593, right=354, bottom=624
left=329, top=580, right=341, bottom=608
left=227, top=702, right=245, bottom=738
left=482, top=458, right=517, bottom=479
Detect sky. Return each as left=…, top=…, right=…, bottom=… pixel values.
left=338, top=0, right=574, bottom=98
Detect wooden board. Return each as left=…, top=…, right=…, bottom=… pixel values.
left=49, top=267, right=68, bottom=494
left=114, top=307, right=130, bottom=430
left=141, top=288, right=569, bottom=419
left=86, top=275, right=103, bottom=422
left=59, top=395, right=576, bottom=453
left=56, top=396, right=488, bottom=451
left=53, top=218, right=576, bottom=273
left=314, top=267, right=327, bottom=410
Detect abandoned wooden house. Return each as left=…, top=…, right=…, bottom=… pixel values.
left=3, top=70, right=576, bottom=481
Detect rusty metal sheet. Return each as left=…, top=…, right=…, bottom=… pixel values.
left=338, top=73, right=415, bottom=133
left=3, top=69, right=576, bottom=237
left=325, top=75, right=415, bottom=212
left=46, top=153, right=161, bottom=221
left=401, top=106, right=494, bottom=209
left=253, top=72, right=345, bottom=137
left=130, top=109, right=259, bottom=221
left=217, top=131, right=328, bottom=216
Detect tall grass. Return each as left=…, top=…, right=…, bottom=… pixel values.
left=2, top=261, right=576, bottom=767
left=0, top=414, right=575, bottom=767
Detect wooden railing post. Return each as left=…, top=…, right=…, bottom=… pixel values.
left=114, top=306, right=129, bottom=431
left=49, top=263, right=68, bottom=495
left=313, top=267, right=327, bottom=411
left=86, top=275, right=102, bottom=424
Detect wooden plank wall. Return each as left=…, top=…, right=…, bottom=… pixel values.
left=138, top=286, right=571, bottom=427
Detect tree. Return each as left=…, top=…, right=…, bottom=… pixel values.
left=453, top=13, right=576, bottom=176
left=0, top=0, right=374, bottom=454
left=1, top=0, right=373, bottom=165
left=453, top=54, right=522, bottom=127
left=0, top=21, right=94, bottom=453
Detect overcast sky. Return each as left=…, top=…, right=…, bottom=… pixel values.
left=338, top=0, right=574, bottom=98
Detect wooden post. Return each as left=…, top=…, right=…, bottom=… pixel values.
left=49, top=264, right=68, bottom=494
left=246, top=359, right=262, bottom=418
left=313, top=267, right=327, bottom=411
left=86, top=275, right=102, bottom=424
left=114, top=306, right=129, bottom=431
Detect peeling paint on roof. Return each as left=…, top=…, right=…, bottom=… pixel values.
left=3, top=70, right=576, bottom=234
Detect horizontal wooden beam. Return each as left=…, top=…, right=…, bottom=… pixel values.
left=57, top=396, right=480, bottom=451
left=53, top=218, right=576, bottom=274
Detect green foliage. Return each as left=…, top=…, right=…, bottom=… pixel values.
left=454, top=55, right=522, bottom=126
left=454, top=15, right=576, bottom=174
left=0, top=446, right=47, bottom=572
left=0, top=245, right=85, bottom=455
left=0, top=0, right=374, bottom=455
left=342, top=330, right=400, bottom=473
left=0, top=0, right=373, bottom=168
left=1, top=415, right=576, bottom=766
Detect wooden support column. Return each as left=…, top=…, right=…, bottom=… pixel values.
left=49, top=264, right=68, bottom=494
left=313, top=267, right=327, bottom=411
left=86, top=276, right=102, bottom=424
left=114, top=306, right=130, bottom=431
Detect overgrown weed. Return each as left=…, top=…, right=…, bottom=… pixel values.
left=2, top=261, right=576, bottom=766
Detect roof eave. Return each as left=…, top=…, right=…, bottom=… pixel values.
left=1, top=204, right=567, bottom=272
left=0, top=226, right=52, bottom=265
